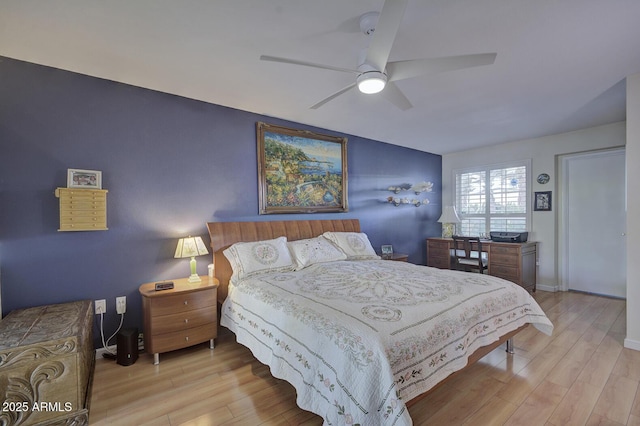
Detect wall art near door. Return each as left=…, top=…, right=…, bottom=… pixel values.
left=534, top=191, right=552, bottom=211
left=257, top=122, right=348, bottom=214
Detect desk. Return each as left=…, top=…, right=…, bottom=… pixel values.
left=426, top=238, right=537, bottom=292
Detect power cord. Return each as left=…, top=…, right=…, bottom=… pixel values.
left=99, top=312, right=124, bottom=359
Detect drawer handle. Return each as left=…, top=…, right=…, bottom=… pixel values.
left=184, top=319, right=189, bottom=324
left=184, top=300, right=188, bottom=305
left=185, top=336, right=189, bottom=341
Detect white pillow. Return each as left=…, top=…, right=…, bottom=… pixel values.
left=287, top=237, right=347, bottom=270
left=223, top=236, right=295, bottom=283
left=322, top=232, right=380, bottom=260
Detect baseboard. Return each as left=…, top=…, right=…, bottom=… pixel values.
left=536, top=284, right=559, bottom=292
left=96, top=336, right=145, bottom=359
left=624, top=338, right=640, bottom=351
left=96, top=344, right=117, bottom=358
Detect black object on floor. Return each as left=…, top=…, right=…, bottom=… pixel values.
left=117, top=327, right=139, bottom=366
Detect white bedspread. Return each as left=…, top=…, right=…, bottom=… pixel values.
left=221, top=260, right=553, bottom=425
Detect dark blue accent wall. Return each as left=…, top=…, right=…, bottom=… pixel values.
left=0, top=56, right=442, bottom=346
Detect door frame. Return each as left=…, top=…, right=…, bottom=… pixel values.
left=558, top=146, right=626, bottom=293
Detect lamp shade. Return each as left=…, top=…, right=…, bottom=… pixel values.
left=175, top=236, right=209, bottom=283
left=437, top=206, right=461, bottom=224
left=437, top=206, right=461, bottom=238
left=174, top=236, right=209, bottom=259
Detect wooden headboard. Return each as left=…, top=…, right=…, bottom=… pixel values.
left=206, top=219, right=360, bottom=302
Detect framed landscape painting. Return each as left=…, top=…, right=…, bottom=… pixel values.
left=257, top=122, right=348, bottom=214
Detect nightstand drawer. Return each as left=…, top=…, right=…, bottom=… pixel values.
left=149, top=289, right=215, bottom=316
left=151, top=306, right=216, bottom=334
left=151, top=323, right=216, bottom=353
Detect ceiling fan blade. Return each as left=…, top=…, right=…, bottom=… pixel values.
left=387, top=53, right=497, bottom=82
left=365, top=0, right=409, bottom=71
left=310, top=83, right=357, bottom=109
left=260, top=55, right=359, bottom=75
left=380, top=81, right=412, bottom=110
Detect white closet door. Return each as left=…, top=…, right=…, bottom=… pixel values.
left=564, top=148, right=626, bottom=298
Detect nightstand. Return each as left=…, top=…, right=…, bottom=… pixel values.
left=139, top=276, right=219, bottom=364
left=383, top=253, right=409, bottom=262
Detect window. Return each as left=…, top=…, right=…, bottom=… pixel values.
left=454, top=160, right=530, bottom=236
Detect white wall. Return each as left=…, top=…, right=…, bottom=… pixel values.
left=442, top=121, right=626, bottom=289
left=625, top=73, right=640, bottom=351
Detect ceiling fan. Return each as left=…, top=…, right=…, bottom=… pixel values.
left=260, top=0, right=496, bottom=110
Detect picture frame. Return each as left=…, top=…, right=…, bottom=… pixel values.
left=381, top=244, right=394, bottom=259
left=67, top=169, right=102, bottom=189
left=534, top=191, right=552, bottom=211
left=257, top=122, right=348, bottom=214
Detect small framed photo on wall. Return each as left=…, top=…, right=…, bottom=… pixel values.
left=534, top=191, right=552, bottom=211
left=67, top=169, right=102, bottom=189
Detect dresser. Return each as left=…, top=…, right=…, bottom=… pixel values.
left=426, top=238, right=537, bottom=292
left=0, top=300, right=94, bottom=426
left=55, top=188, right=108, bottom=231
left=139, top=277, right=218, bottom=364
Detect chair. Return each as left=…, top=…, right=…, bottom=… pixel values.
left=451, top=235, right=488, bottom=273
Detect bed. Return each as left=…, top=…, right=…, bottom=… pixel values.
left=207, top=219, right=553, bottom=425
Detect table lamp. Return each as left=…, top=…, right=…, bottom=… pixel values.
left=174, top=236, right=209, bottom=282
left=437, top=206, right=461, bottom=238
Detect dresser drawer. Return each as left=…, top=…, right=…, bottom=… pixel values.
left=60, top=202, right=106, bottom=212
left=428, top=256, right=451, bottom=269
left=151, top=306, right=216, bottom=335
left=149, top=289, right=216, bottom=316
left=490, top=253, right=519, bottom=266
left=60, top=214, right=107, bottom=224
left=427, top=240, right=451, bottom=268
left=59, top=190, right=106, bottom=200
left=491, top=264, right=519, bottom=282
left=150, top=323, right=216, bottom=353
left=429, top=249, right=450, bottom=260
left=59, top=221, right=107, bottom=231
left=490, top=245, right=519, bottom=256
left=428, top=240, right=450, bottom=251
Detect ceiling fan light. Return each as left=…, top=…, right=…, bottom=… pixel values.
left=357, top=71, right=387, bottom=94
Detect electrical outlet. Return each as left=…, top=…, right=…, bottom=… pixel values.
left=95, top=299, right=106, bottom=315
left=116, top=296, right=126, bottom=314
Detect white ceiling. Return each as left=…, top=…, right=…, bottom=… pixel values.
left=2, top=0, right=639, bottom=154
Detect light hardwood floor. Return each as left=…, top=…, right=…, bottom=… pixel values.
left=89, top=291, right=640, bottom=425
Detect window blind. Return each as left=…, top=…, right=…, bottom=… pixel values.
left=455, top=161, right=529, bottom=236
